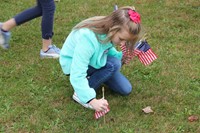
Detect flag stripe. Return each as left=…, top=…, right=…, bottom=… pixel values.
left=94, top=106, right=110, bottom=119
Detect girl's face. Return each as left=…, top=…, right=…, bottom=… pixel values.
left=111, top=28, right=134, bottom=45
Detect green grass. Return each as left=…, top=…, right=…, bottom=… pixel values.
left=0, top=0, right=199, bottom=132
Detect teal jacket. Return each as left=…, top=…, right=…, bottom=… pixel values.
left=59, top=28, right=122, bottom=103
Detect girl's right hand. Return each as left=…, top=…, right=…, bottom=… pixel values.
left=89, top=98, right=109, bottom=112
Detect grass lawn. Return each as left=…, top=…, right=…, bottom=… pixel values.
left=0, top=0, right=199, bottom=132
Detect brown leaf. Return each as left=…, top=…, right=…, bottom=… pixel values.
left=142, top=106, right=154, bottom=114
left=188, top=115, right=199, bottom=122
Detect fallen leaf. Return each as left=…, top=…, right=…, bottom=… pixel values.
left=188, top=115, right=198, bottom=122
left=142, top=106, right=153, bottom=114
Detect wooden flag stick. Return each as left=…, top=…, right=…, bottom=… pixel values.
left=102, top=87, right=106, bottom=124
left=102, top=87, right=105, bottom=99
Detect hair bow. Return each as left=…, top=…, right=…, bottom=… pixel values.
left=128, top=10, right=141, bottom=24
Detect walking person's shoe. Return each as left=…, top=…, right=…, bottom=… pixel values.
left=72, top=93, right=94, bottom=109
left=40, top=44, right=60, bottom=58
left=0, top=22, right=11, bottom=50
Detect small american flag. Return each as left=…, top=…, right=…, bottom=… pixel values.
left=94, top=106, right=110, bottom=119
left=120, top=40, right=157, bottom=65
left=94, top=87, right=110, bottom=120
left=120, top=43, right=135, bottom=64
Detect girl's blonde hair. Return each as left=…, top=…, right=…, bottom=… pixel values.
left=73, top=6, right=142, bottom=49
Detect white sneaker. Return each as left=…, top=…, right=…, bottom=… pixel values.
left=72, top=93, right=94, bottom=110
left=40, top=44, right=60, bottom=58
left=0, top=22, right=11, bottom=50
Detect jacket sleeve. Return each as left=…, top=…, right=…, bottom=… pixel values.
left=70, top=30, right=96, bottom=104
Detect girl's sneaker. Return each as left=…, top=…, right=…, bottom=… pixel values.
left=0, top=23, right=11, bottom=50
left=72, top=93, right=94, bottom=109
left=40, top=44, right=60, bottom=58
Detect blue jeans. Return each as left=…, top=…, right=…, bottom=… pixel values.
left=14, top=0, right=55, bottom=39
left=87, top=56, right=132, bottom=95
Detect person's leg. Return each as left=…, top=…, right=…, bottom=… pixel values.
left=2, top=0, right=42, bottom=31
left=5, top=4, right=42, bottom=29
left=87, top=56, right=121, bottom=90
left=40, top=0, right=55, bottom=51
left=0, top=0, right=42, bottom=49
left=87, top=56, right=132, bottom=95
left=1, top=19, right=16, bottom=32
left=104, top=71, right=132, bottom=95
left=39, top=0, right=60, bottom=58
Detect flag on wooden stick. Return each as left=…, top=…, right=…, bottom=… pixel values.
left=120, top=43, right=135, bottom=64
left=120, top=40, right=157, bottom=66
left=134, top=40, right=157, bottom=65
left=94, top=87, right=110, bottom=120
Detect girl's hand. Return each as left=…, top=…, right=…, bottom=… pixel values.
left=89, top=98, right=109, bottom=112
